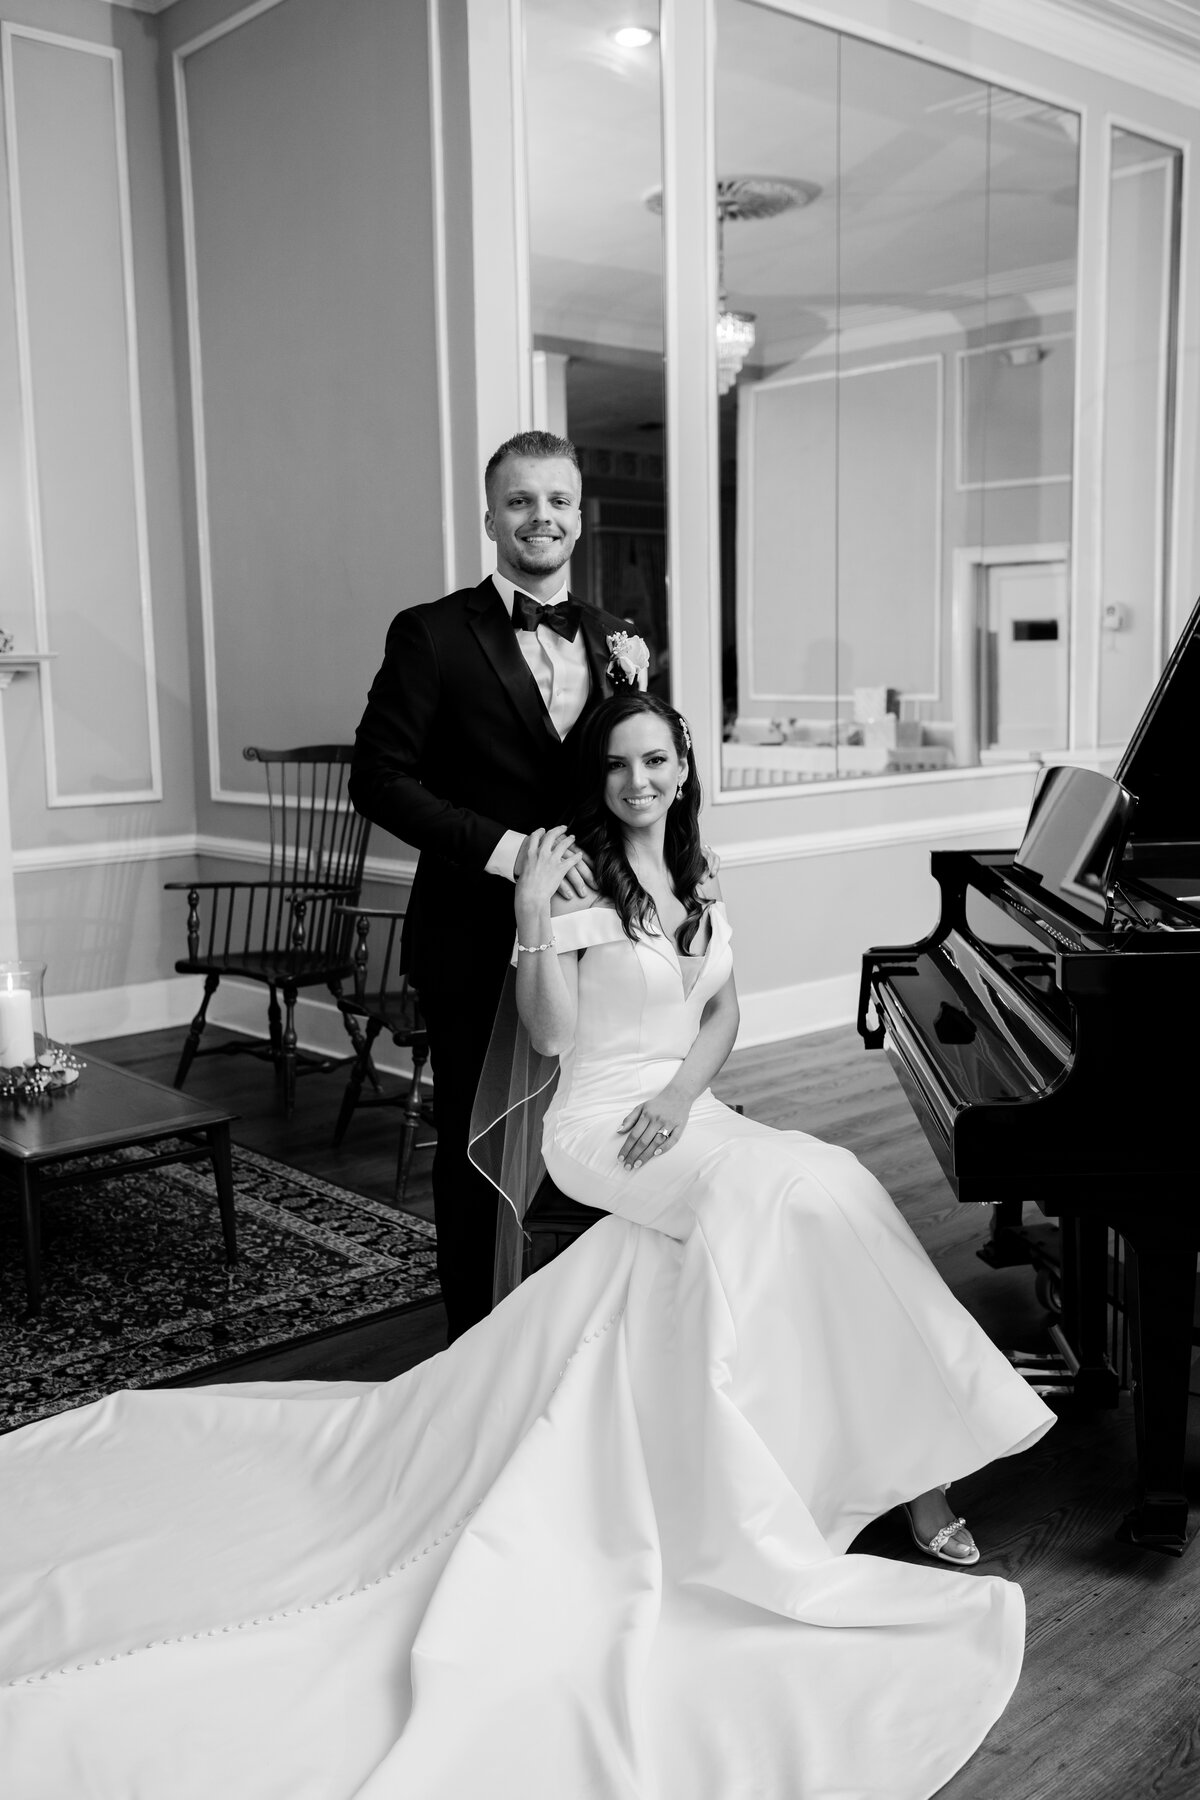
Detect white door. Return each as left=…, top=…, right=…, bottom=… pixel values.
left=984, top=562, right=1069, bottom=753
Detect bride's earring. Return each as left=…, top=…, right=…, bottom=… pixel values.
left=675, top=782, right=685, bottom=801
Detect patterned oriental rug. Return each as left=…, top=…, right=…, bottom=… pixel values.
left=0, top=1146, right=439, bottom=1433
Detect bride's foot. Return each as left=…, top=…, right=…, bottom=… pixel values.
left=903, top=1487, right=980, bottom=1565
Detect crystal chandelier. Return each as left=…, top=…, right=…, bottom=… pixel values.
left=645, top=176, right=819, bottom=396
left=715, top=194, right=755, bottom=393
left=714, top=177, right=818, bottom=394
left=716, top=307, right=756, bottom=395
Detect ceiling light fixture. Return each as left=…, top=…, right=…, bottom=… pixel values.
left=644, top=175, right=821, bottom=394
left=612, top=26, right=655, bottom=49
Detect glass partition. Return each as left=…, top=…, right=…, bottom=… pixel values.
left=1098, top=127, right=1182, bottom=747
left=716, top=0, right=1080, bottom=789
left=523, top=2, right=669, bottom=695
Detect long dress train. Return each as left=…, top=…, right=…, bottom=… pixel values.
left=0, top=904, right=1053, bottom=1799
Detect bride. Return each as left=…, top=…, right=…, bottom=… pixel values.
left=0, top=694, right=1053, bottom=1800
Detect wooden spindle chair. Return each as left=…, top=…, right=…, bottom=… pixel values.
left=331, top=904, right=436, bottom=1205
left=166, top=746, right=372, bottom=1116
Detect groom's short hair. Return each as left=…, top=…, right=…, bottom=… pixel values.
left=484, top=430, right=580, bottom=501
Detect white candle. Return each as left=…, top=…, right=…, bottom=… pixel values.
left=0, top=985, right=35, bottom=1065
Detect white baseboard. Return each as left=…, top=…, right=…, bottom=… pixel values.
left=54, top=975, right=415, bottom=1076
left=734, top=973, right=860, bottom=1047
left=208, top=981, right=414, bottom=1076
left=48, top=976, right=199, bottom=1046
left=55, top=971, right=859, bottom=1066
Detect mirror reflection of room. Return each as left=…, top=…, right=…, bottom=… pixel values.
left=524, top=0, right=670, bottom=698
left=716, top=0, right=1084, bottom=789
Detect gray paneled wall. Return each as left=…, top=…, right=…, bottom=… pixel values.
left=171, top=0, right=444, bottom=807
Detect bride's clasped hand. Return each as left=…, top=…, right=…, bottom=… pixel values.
left=0, top=690, right=1054, bottom=1800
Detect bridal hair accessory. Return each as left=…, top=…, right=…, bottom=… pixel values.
left=675, top=712, right=692, bottom=795
left=605, top=631, right=651, bottom=690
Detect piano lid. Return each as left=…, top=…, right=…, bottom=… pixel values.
left=1115, top=590, right=1200, bottom=844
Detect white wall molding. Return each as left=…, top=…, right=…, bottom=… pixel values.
left=714, top=804, right=1027, bottom=870
left=14, top=810, right=1029, bottom=879
left=13, top=832, right=198, bottom=875
left=13, top=831, right=418, bottom=884
left=190, top=834, right=417, bottom=886
left=2, top=23, right=163, bottom=810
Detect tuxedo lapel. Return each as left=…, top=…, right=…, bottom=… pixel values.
left=576, top=603, right=614, bottom=721
left=467, top=578, right=560, bottom=750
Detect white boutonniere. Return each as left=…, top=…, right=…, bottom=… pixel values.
left=605, top=631, right=650, bottom=691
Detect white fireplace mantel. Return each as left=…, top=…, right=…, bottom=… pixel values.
left=0, top=654, right=54, bottom=958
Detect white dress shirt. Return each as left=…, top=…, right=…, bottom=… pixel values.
left=484, top=573, right=591, bottom=882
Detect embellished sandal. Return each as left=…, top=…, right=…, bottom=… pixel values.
left=903, top=1489, right=980, bottom=1566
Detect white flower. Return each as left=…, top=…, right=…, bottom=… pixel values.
left=605, top=631, right=650, bottom=691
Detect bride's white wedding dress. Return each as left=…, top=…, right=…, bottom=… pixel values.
left=0, top=904, right=1053, bottom=1800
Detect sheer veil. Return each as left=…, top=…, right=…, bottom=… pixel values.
left=468, top=961, right=560, bottom=1306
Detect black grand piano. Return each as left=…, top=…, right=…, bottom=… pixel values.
left=859, top=596, right=1200, bottom=1555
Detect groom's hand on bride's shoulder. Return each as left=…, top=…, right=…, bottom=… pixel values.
left=558, top=850, right=596, bottom=901
left=515, top=829, right=596, bottom=902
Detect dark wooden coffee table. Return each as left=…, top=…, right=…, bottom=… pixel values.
left=0, top=1056, right=238, bottom=1313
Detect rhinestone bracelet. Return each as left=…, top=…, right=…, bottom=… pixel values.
left=516, top=940, right=555, bottom=953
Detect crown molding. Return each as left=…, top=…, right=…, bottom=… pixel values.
left=95, top=0, right=1200, bottom=94
left=912, top=0, right=1200, bottom=103
left=1052, top=0, right=1200, bottom=57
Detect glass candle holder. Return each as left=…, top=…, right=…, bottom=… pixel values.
left=0, top=961, right=47, bottom=1068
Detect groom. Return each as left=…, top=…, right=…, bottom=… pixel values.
left=350, top=430, right=639, bottom=1340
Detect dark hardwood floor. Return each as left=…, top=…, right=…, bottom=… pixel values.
left=81, top=1019, right=1200, bottom=1799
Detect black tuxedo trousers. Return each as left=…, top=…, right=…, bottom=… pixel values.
left=350, top=579, right=629, bottom=1337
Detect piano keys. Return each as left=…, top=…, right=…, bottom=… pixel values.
left=859, top=594, right=1200, bottom=1556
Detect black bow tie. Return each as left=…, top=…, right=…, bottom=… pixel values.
left=511, top=591, right=580, bottom=642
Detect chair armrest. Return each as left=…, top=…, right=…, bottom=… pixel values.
left=164, top=881, right=361, bottom=896
left=332, top=902, right=409, bottom=921
left=163, top=879, right=289, bottom=892
left=284, top=883, right=361, bottom=903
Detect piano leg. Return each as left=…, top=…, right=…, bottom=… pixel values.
left=1114, top=1226, right=1198, bottom=1557
left=978, top=1198, right=1031, bottom=1268
left=1053, top=1214, right=1121, bottom=1408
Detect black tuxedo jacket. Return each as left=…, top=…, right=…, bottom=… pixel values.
left=350, top=578, right=630, bottom=993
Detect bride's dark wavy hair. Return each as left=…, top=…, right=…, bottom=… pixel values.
left=568, top=692, right=710, bottom=952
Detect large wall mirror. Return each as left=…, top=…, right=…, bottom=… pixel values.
left=716, top=0, right=1082, bottom=790
left=523, top=1, right=669, bottom=696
